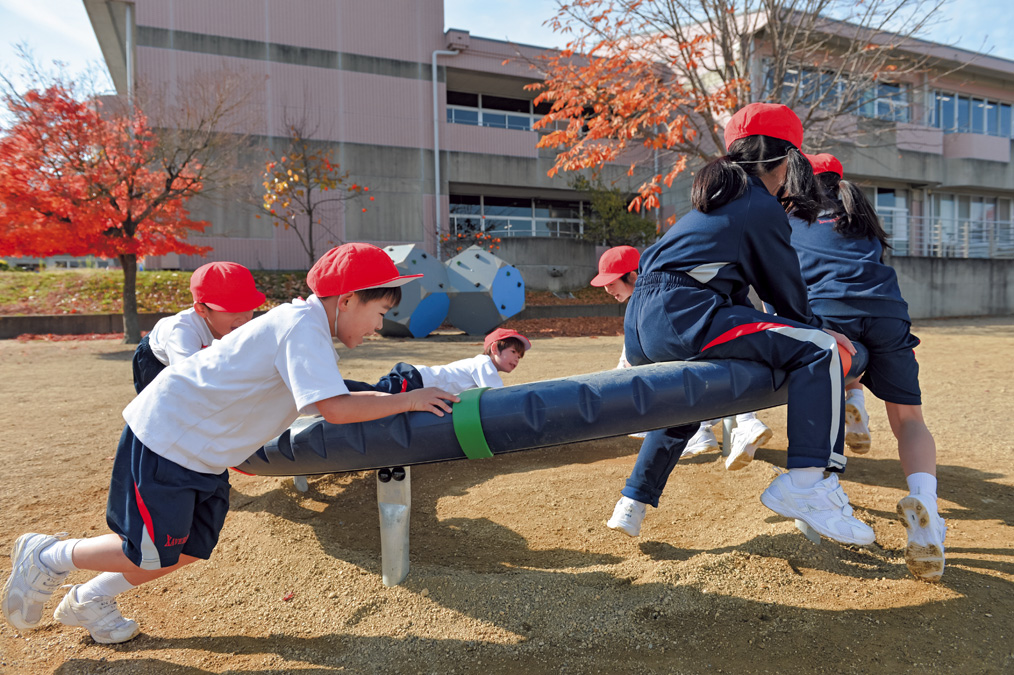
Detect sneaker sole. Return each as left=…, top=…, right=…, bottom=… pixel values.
left=844, top=405, right=871, bottom=454
left=760, top=490, right=875, bottom=546
left=2, top=534, right=43, bottom=630
left=724, top=428, right=772, bottom=471
left=724, top=447, right=753, bottom=471
left=897, top=497, right=945, bottom=582
left=682, top=442, right=719, bottom=458
left=55, top=608, right=140, bottom=640
left=54, top=594, right=142, bottom=644
left=606, top=519, right=640, bottom=538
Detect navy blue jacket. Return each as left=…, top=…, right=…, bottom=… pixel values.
left=789, top=214, right=910, bottom=321
left=639, top=175, right=821, bottom=330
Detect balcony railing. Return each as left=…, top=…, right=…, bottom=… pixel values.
left=449, top=215, right=585, bottom=238
left=880, top=212, right=1014, bottom=259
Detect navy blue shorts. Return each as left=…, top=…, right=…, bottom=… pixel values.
left=344, top=362, right=423, bottom=394
left=132, top=335, right=167, bottom=394
left=821, top=315, right=922, bottom=405
left=106, top=425, right=230, bottom=570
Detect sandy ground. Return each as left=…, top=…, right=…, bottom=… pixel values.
left=0, top=318, right=1012, bottom=674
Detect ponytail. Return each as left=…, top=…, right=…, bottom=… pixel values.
left=691, top=156, right=749, bottom=213
left=815, top=173, right=891, bottom=250
left=778, top=148, right=830, bottom=223
left=692, top=136, right=828, bottom=220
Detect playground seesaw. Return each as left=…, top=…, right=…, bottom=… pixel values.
left=237, top=345, right=868, bottom=585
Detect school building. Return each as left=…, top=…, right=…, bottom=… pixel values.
left=83, top=0, right=1014, bottom=311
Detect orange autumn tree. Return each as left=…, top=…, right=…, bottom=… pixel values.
left=260, top=125, right=370, bottom=267
left=529, top=0, right=947, bottom=223
left=0, top=83, right=211, bottom=343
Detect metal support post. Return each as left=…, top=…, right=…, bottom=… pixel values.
left=795, top=519, right=822, bottom=544
left=377, top=466, right=411, bottom=586
left=721, top=416, right=736, bottom=457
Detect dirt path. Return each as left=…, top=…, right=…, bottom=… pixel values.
left=1, top=318, right=1012, bottom=674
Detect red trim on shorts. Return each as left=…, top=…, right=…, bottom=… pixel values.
left=701, top=322, right=793, bottom=352
left=400, top=379, right=409, bottom=393
left=133, top=482, right=157, bottom=543
left=229, top=467, right=255, bottom=476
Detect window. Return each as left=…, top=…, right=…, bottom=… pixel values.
left=972, top=98, right=987, bottom=134
left=985, top=101, right=999, bottom=136
left=764, top=64, right=845, bottom=110
left=445, top=91, right=538, bottom=131
left=931, top=91, right=1014, bottom=136
left=448, top=195, right=585, bottom=238
left=875, top=188, right=909, bottom=255
left=936, top=93, right=955, bottom=131
left=859, top=82, right=909, bottom=122
left=956, top=96, right=971, bottom=133
left=931, top=193, right=1014, bottom=258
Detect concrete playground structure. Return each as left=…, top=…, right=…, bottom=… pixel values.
left=380, top=245, right=451, bottom=338
left=239, top=347, right=869, bottom=585
left=444, top=246, right=526, bottom=336
left=379, top=245, right=526, bottom=339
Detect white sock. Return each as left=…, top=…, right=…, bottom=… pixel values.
left=77, top=573, right=136, bottom=602
left=846, top=389, right=866, bottom=406
left=788, top=467, right=825, bottom=489
left=39, top=538, right=80, bottom=574
left=735, top=412, right=759, bottom=424
left=906, top=472, right=938, bottom=500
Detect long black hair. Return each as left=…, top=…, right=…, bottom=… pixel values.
left=691, top=136, right=827, bottom=222
left=815, top=172, right=891, bottom=250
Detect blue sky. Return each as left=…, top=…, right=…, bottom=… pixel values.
left=1, top=0, right=1011, bottom=94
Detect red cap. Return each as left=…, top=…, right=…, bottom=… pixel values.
left=590, top=246, right=640, bottom=287
left=724, top=103, right=803, bottom=151
left=803, top=152, right=844, bottom=178
left=307, top=243, right=423, bottom=297
left=190, top=262, right=266, bottom=312
left=484, top=328, right=532, bottom=352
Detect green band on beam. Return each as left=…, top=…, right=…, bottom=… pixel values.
left=451, top=387, right=494, bottom=459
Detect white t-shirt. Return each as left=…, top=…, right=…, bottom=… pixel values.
left=148, top=307, right=214, bottom=365
left=415, top=354, right=503, bottom=394
left=123, top=295, right=350, bottom=474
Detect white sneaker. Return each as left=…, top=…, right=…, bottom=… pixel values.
left=682, top=425, right=719, bottom=458
left=606, top=497, right=647, bottom=537
left=844, top=400, right=871, bottom=454
left=897, top=494, right=947, bottom=582
left=2, top=533, right=70, bottom=630
left=760, top=473, right=876, bottom=546
left=54, top=585, right=140, bottom=644
left=725, top=418, right=773, bottom=471
left=627, top=431, right=648, bottom=439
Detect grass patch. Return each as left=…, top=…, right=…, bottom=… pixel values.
left=0, top=269, right=605, bottom=315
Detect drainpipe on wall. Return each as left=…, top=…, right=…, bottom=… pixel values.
left=125, top=1, right=134, bottom=108
left=432, top=48, right=459, bottom=260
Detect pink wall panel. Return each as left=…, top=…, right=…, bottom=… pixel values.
left=136, top=0, right=444, bottom=64
left=442, top=122, right=539, bottom=158
left=137, top=47, right=436, bottom=147
left=449, top=38, right=554, bottom=79
left=943, top=133, right=1012, bottom=162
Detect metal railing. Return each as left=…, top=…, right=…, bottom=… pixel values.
left=880, top=213, right=1014, bottom=259
left=449, top=215, right=585, bottom=238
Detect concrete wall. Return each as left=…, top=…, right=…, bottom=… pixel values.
left=0, top=313, right=173, bottom=340
left=493, top=237, right=599, bottom=292
left=892, top=256, right=1014, bottom=318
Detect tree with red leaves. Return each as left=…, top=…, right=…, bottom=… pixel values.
left=0, top=77, right=242, bottom=342
left=529, top=0, right=947, bottom=224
